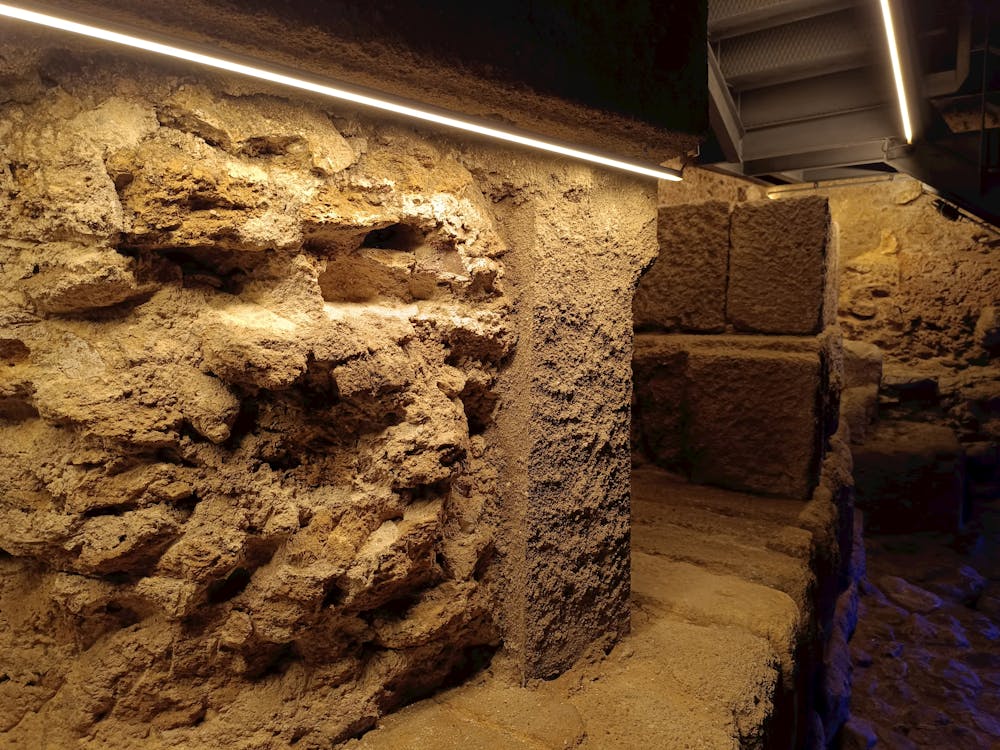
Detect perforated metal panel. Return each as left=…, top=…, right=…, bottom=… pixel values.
left=709, top=0, right=796, bottom=25
left=718, top=9, right=874, bottom=88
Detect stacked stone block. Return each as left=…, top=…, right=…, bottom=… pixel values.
left=633, top=195, right=841, bottom=500
left=633, top=192, right=857, bottom=748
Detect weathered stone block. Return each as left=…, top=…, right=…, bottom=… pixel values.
left=728, top=196, right=834, bottom=334
left=687, top=348, right=821, bottom=499
left=853, top=420, right=967, bottom=532
left=842, top=339, right=883, bottom=389
left=631, top=347, right=688, bottom=466
left=493, top=168, right=657, bottom=679
left=633, top=333, right=834, bottom=499
left=841, top=384, right=879, bottom=444
left=633, top=201, right=729, bottom=331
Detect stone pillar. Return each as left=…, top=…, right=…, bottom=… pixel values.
left=480, top=160, right=657, bottom=678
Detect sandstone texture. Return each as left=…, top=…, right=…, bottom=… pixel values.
left=658, top=164, right=768, bottom=207
left=350, top=436, right=853, bottom=749
left=773, top=175, right=998, bottom=534
left=633, top=332, right=842, bottom=499
left=728, top=196, right=836, bottom=335
left=0, top=38, right=656, bottom=748
left=812, top=176, right=999, bottom=449
left=466, top=150, right=657, bottom=678
left=633, top=200, right=729, bottom=332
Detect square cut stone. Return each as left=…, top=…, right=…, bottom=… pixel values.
left=633, top=201, right=729, bottom=332
left=634, top=333, right=835, bottom=499
left=687, top=347, right=821, bottom=498
left=727, top=196, right=834, bottom=335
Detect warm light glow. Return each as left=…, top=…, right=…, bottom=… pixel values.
left=0, top=2, right=683, bottom=182
left=879, top=0, right=914, bottom=144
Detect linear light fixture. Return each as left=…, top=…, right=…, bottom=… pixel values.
left=879, top=0, right=914, bottom=144
left=0, top=2, right=683, bottom=182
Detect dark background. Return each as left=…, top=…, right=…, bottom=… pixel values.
left=223, top=0, right=709, bottom=136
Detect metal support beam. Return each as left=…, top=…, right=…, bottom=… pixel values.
left=743, top=141, right=906, bottom=175
left=742, top=106, right=899, bottom=161
left=708, top=45, right=744, bottom=163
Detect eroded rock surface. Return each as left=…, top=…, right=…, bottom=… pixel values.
left=0, top=49, right=515, bottom=749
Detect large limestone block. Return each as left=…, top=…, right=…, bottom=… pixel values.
left=728, top=196, right=835, bottom=334
left=687, top=348, right=822, bottom=499
left=633, top=201, right=729, bottom=331
left=852, top=420, right=967, bottom=532
left=634, top=333, right=834, bottom=499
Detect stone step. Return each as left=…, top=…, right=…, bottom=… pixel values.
left=349, top=466, right=828, bottom=749
left=633, top=469, right=817, bottom=610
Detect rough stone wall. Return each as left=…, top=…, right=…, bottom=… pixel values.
left=477, top=162, right=656, bottom=678
left=775, top=176, right=999, bottom=530
left=0, top=34, right=656, bottom=748
left=633, top=193, right=842, bottom=500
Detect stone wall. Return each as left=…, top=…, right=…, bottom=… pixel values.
left=633, top=193, right=842, bottom=500
left=772, top=176, right=1000, bottom=531
left=0, top=32, right=656, bottom=748
left=631, top=178, right=860, bottom=747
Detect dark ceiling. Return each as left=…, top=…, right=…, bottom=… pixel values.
left=222, top=0, right=708, bottom=136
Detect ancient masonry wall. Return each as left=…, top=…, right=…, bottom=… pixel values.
left=0, top=33, right=655, bottom=748
left=631, top=174, right=861, bottom=747
left=781, top=176, right=999, bottom=533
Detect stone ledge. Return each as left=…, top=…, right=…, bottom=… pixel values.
left=633, top=331, right=843, bottom=499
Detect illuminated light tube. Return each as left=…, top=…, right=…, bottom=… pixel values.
left=0, top=2, right=683, bottom=182
left=879, top=0, right=914, bottom=144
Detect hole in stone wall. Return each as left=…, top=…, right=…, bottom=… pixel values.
left=370, top=593, right=418, bottom=620
left=156, top=248, right=252, bottom=294
left=251, top=642, right=297, bottom=681
left=207, top=567, right=252, bottom=604
left=440, top=644, right=497, bottom=689
left=82, top=502, right=135, bottom=518
left=361, top=223, right=426, bottom=252
left=459, top=378, right=499, bottom=435
left=322, top=583, right=345, bottom=608
left=103, top=602, right=141, bottom=629
left=472, top=543, right=495, bottom=582
left=225, top=400, right=260, bottom=449
left=396, top=480, right=452, bottom=505
left=263, top=451, right=302, bottom=473
left=240, top=135, right=306, bottom=158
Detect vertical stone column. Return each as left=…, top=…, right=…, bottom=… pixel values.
left=481, top=160, right=658, bottom=678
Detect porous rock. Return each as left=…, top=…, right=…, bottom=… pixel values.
left=633, top=200, right=729, bottom=332
left=0, top=59, right=520, bottom=749
left=728, top=196, right=835, bottom=335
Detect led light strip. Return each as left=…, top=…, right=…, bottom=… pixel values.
left=879, top=0, right=913, bottom=144
left=0, top=2, right=683, bottom=182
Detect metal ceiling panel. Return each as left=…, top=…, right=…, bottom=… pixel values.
left=709, top=0, right=856, bottom=40
left=738, top=67, right=892, bottom=128
left=718, top=8, right=875, bottom=89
